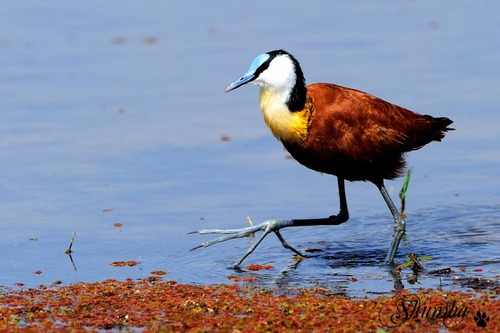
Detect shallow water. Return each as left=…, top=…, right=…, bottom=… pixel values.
left=0, top=1, right=498, bottom=296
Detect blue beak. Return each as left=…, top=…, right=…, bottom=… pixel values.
left=224, top=72, right=255, bottom=93
left=224, top=53, right=270, bottom=93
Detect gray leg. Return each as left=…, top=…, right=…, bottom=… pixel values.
left=377, top=182, right=406, bottom=264
left=191, top=178, right=349, bottom=268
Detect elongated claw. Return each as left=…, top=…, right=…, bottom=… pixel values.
left=190, top=219, right=304, bottom=268
left=189, top=222, right=266, bottom=236
left=189, top=221, right=272, bottom=251
left=189, top=231, right=255, bottom=251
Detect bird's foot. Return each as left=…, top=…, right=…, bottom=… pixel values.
left=190, top=219, right=304, bottom=269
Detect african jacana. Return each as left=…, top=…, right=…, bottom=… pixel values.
left=192, top=49, right=453, bottom=268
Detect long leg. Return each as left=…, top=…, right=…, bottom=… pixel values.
left=191, top=178, right=349, bottom=268
left=376, top=181, right=406, bottom=264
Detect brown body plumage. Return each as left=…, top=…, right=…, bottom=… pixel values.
left=283, top=83, right=453, bottom=183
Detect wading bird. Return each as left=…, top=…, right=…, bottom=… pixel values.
left=191, top=49, right=453, bottom=268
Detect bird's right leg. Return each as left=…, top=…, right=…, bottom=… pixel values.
left=190, top=178, right=350, bottom=268
left=377, top=182, right=406, bottom=264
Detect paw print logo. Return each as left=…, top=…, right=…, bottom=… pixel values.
left=473, top=311, right=490, bottom=328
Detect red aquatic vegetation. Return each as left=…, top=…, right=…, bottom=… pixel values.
left=244, top=264, right=274, bottom=271
left=109, top=260, right=140, bottom=267
left=0, top=279, right=497, bottom=332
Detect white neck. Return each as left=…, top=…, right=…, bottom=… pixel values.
left=252, top=54, right=296, bottom=94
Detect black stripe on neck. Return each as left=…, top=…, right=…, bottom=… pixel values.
left=285, top=52, right=307, bottom=112
left=270, top=50, right=306, bottom=112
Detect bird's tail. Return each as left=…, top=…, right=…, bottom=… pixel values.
left=408, top=115, right=454, bottom=151
left=431, top=116, right=454, bottom=142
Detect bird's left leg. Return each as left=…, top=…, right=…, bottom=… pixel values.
left=190, top=219, right=306, bottom=268
left=376, top=181, right=406, bottom=264
left=190, top=178, right=350, bottom=268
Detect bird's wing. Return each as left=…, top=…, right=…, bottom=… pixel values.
left=306, top=83, right=434, bottom=159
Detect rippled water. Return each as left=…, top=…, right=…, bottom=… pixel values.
left=0, top=1, right=498, bottom=296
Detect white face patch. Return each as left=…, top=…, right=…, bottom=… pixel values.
left=253, top=54, right=297, bottom=93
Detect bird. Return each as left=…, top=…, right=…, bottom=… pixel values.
left=191, top=49, right=453, bottom=268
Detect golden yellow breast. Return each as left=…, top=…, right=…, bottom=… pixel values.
left=259, top=89, right=310, bottom=144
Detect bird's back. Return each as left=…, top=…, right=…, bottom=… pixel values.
left=283, top=83, right=453, bottom=182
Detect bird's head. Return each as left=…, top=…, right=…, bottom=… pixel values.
left=224, top=49, right=307, bottom=111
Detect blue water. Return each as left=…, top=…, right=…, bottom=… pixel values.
left=0, top=1, right=498, bottom=296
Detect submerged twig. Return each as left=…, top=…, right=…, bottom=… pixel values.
left=396, top=252, right=433, bottom=273
left=64, top=232, right=76, bottom=254
left=64, top=232, right=78, bottom=271
left=246, top=216, right=255, bottom=240
left=393, top=252, right=433, bottom=286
